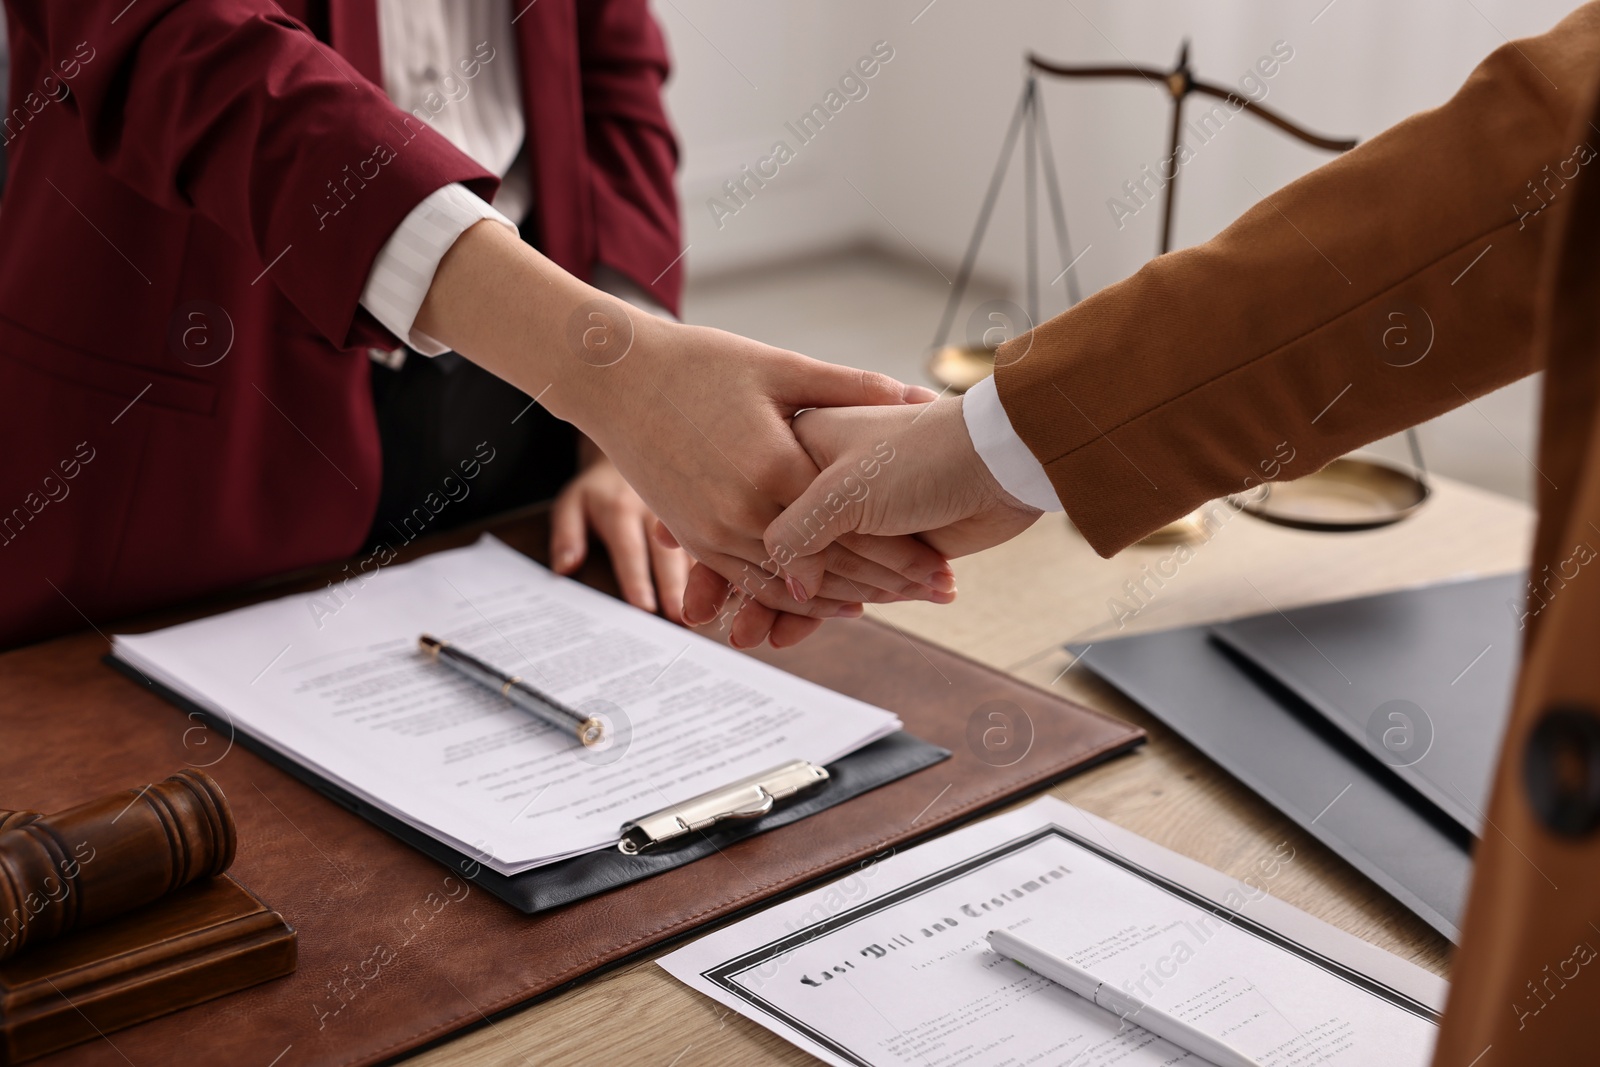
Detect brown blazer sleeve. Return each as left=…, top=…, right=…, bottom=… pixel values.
left=995, top=2, right=1600, bottom=556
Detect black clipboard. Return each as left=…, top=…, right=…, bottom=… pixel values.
left=106, top=655, right=949, bottom=914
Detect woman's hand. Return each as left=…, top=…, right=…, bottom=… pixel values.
left=551, top=437, right=689, bottom=622
left=580, top=316, right=958, bottom=619
left=414, top=220, right=954, bottom=617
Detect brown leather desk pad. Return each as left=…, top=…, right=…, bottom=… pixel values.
left=1, top=509, right=1144, bottom=1066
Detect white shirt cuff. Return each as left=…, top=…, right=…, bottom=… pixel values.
left=962, top=373, right=1063, bottom=512
left=360, top=183, right=516, bottom=356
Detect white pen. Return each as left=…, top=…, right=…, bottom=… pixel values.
left=986, top=928, right=1266, bottom=1067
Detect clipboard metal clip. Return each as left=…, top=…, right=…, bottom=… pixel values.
left=617, top=760, right=829, bottom=855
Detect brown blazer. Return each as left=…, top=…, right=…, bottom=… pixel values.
left=997, top=5, right=1600, bottom=1062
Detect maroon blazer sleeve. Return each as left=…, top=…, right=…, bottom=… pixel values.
left=4, top=0, right=498, bottom=348
left=576, top=0, right=684, bottom=314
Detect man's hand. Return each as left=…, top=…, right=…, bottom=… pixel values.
left=551, top=437, right=689, bottom=622
left=764, top=396, right=1043, bottom=599
left=679, top=394, right=1043, bottom=646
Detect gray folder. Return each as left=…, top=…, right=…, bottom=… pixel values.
left=1071, top=572, right=1523, bottom=942
left=1210, top=573, right=1522, bottom=837
left=1074, top=629, right=1472, bottom=941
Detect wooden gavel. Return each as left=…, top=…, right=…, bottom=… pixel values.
left=0, top=770, right=236, bottom=961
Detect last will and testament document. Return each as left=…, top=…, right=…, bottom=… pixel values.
left=661, top=797, right=1442, bottom=1067
left=113, top=535, right=900, bottom=874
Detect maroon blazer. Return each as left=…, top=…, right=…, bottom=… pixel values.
left=0, top=0, right=682, bottom=648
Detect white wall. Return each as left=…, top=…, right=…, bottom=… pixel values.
left=659, top=0, right=1583, bottom=305
left=657, top=2, right=882, bottom=271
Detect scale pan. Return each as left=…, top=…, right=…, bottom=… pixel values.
left=928, top=345, right=997, bottom=395
left=1137, top=510, right=1211, bottom=545
left=1233, top=457, right=1429, bottom=532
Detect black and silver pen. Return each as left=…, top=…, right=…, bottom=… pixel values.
left=418, top=634, right=605, bottom=747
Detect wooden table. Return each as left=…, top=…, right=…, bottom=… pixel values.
left=409, top=472, right=1532, bottom=1066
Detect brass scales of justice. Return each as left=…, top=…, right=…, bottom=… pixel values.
left=928, top=41, right=1431, bottom=539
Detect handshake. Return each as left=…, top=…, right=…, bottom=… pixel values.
left=416, top=220, right=1044, bottom=647
left=585, top=311, right=1046, bottom=649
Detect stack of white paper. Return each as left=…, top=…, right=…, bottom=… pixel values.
left=114, top=536, right=901, bottom=875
